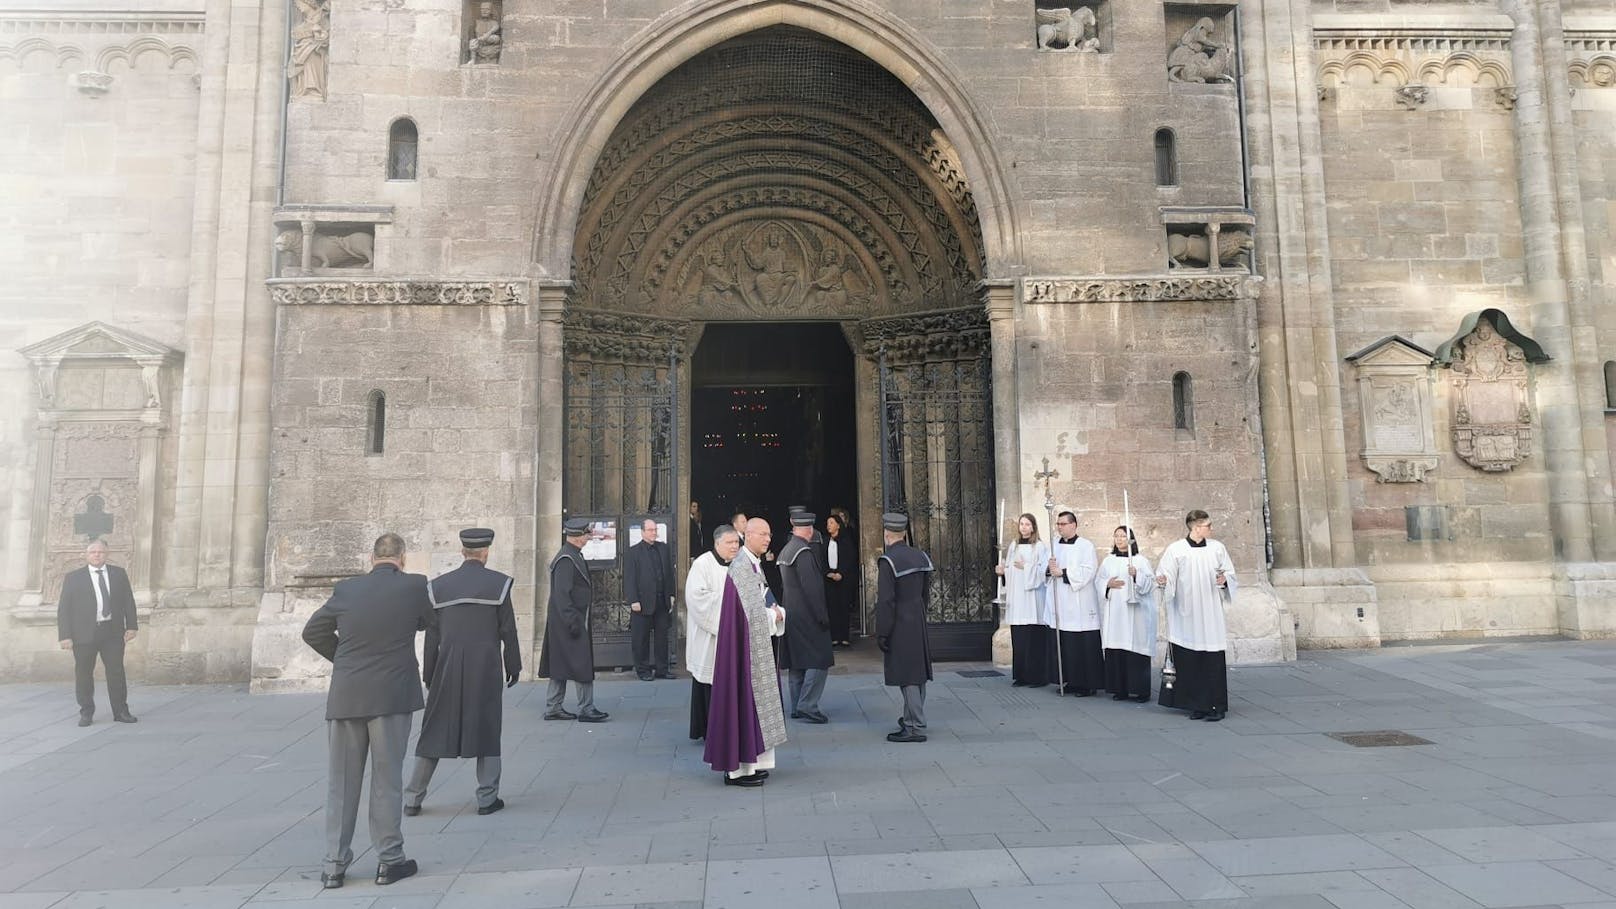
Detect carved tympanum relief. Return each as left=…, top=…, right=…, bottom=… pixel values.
left=673, top=221, right=878, bottom=318
left=1448, top=317, right=1533, bottom=473
left=1346, top=336, right=1439, bottom=483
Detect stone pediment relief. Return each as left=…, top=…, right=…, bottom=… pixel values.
left=19, top=321, right=178, bottom=364
left=668, top=220, right=886, bottom=320
left=1435, top=312, right=1546, bottom=473
left=1346, top=335, right=1438, bottom=483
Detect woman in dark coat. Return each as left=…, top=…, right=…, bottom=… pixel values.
left=824, top=511, right=859, bottom=647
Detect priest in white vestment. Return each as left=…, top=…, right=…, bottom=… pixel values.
left=703, top=518, right=787, bottom=786
left=685, top=525, right=741, bottom=739
left=1049, top=510, right=1104, bottom=695
left=1097, top=525, right=1156, bottom=702
left=997, top=513, right=1054, bottom=687
left=1155, top=510, right=1237, bottom=721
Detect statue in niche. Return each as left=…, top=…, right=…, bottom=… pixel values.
left=1167, top=230, right=1251, bottom=269
left=289, top=0, right=330, bottom=100
left=468, top=1, right=502, bottom=64
left=1036, top=6, right=1099, bottom=52
left=1167, top=16, right=1234, bottom=84
left=1450, top=318, right=1533, bottom=473
left=742, top=229, right=798, bottom=309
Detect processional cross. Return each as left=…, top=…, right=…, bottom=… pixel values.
left=1033, top=457, right=1060, bottom=511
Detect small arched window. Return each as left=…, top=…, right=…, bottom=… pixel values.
left=388, top=118, right=418, bottom=181
left=1606, top=361, right=1616, bottom=410
left=1154, top=128, right=1178, bottom=187
left=1172, top=371, right=1194, bottom=431
left=367, top=390, right=387, bottom=455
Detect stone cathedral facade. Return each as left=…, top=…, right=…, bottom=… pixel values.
left=2, top=0, right=1614, bottom=685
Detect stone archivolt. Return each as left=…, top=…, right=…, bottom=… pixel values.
left=571, top=28, right=983, bottom=321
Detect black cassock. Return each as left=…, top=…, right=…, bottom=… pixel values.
left=416, top=560, right=521, bottom=758
left=777, top=536, right=834, bottom=671
left=876, top=541, right=933, bottom=687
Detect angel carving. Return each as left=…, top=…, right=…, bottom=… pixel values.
left=1036, top=6, right=1099, bottom=52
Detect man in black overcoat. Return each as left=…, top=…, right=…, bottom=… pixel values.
left=57, top=539, right=139, bottom=726
left=624, top=518, right=676, bottom=681
left=538, top=517, right=608, bottom=722
left=302, top=532, right=434, bottom=888
left=875, top=513, right=934, bottom=744
left=778, top=511, right=833, bottom=723
left=404, top=528, right=521, bottom=817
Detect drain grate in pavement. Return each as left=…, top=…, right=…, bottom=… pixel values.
left=957, top=669, right=1005, bottom=678
left=1327, top=730, right=1434, bottom=747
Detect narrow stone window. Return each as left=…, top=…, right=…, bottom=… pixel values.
left=1172, top=371, right=1194, bottom=430
left=367, top=389, right=386, bottom=455
left=1154, top=128, right=1177, bottom=187
left=388, top=118, right=418, bottom=181
left=1606, top=361, right=1616, bottom=410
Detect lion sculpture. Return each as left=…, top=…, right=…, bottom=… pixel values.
left=274, top=229, right=375, bottom=269
left=1168, top=230, right=1252, bottom=269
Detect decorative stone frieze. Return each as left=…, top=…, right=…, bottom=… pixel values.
left=0, top=34, right=199, bottom=73
left=859, top=306, right=990, bottom=362
left=1345, top=336, right=1439, bottom=484
left=1314, top=18, right=1513, bottom=95
left=1567, top=27, right=1616, bottom=88
left=267, top=279, right=526, bottom=306
left=1021, top=274, right=1256, bottom=304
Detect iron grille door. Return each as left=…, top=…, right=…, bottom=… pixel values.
left=563, top=309, right=686, bottom=669
left=868, top=308, right=996, bottom=661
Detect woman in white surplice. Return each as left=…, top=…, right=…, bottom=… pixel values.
left=1096, top=526, right=1157, bottom=703
left=996, top=513, right=1053, bottom=687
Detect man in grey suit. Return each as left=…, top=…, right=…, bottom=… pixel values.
left=57, top=539, right=139, bottom=726
left=302, top=532, right=434, bottom=889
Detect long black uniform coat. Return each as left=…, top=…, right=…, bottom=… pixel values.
left=538, top=542, right=594, bottom=682
left=57, top=563, right=138, bottom=644
left=415, top=560, right=521, bottom=758
left=876, top=541, right=934, bottom=687
left=302, top=563, right=435, bottom=720
left=777, top=536, right=834, bottom=671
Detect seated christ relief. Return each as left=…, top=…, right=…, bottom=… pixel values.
left=678, top=222, right=875, bottom=317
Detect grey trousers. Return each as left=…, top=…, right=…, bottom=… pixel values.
left=546, top=678, right=594, bottom=712
left=788, top=668, right=828, bottom=715
left=901, top=683, right=926, bottom=729
left=325, top=712, right=411, bottom=875
left=404, top=755, right=501, bottom=810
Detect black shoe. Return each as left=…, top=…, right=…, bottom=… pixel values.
left=1074, top=689, right=1094, bottom=697
left=656, top=671, right=676, bottom=679
left=375, top=859, right=417, bottom=885
left=477, top=798, right=505, bottom=815
left=543, top=709, right=577, bottom=721
left=1027, top=683, right=1049, bottom=689
left=1190, top=711, right=1208, bottom=720
left=1011, top=680, right=1029, bottom=687
left=403, top=804, right=421, bottom=817
left=1133, top=694, right=1152, bottom=703
left=77, top=715, right=92, bottom=727
left=636, top=672, right=655, bottom=681
left=1111, top=693, right=1128, bottom=701
left=755, top=770, right=769, bottom=779
left=790, top=710, right=805, bottom=719
left=887, top=727, right=927, bottom=743
left=801, top=711, right=828, bottom=724
left=577, top=709, right=609, bottom=723
left=320, top=872, right=344, bottom=889
left=724, top=773, right=765, bottom=787
left=113, top=713, right=138, bottom=723
left=1205, top=710, right=1226, bottom=723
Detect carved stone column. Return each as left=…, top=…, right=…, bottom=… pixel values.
left=841, top=320, right=881, bottom=636
left=983, top=279, right=1018, bottom=666
left=532, top=281, right=569, bottom=665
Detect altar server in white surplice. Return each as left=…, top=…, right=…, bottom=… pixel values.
left=1048, top=510, right=1104, bottom=696
left=996, top=512, right=1053, bottom=688
left=1097, top=525, right=1156, bottom=703
left=1155, top=510, right=1237, bottom=722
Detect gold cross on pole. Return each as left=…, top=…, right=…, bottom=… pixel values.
left=1034, top=457, right=1060, bottom=510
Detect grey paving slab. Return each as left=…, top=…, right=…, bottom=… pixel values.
left=5, top=642, right=1616, bottom=908
left=703, top=857, right=836, bottom=909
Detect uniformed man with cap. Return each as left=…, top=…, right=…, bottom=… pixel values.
left=778, top=510, right=833, bottom=723
left=876, top=513, right=934, bottom=743
left=403, top=527, right=521, bottom=817
left=538, top=518, right=609, bottom=722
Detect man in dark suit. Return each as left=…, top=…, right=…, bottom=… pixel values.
left=624, top=518, right=675, bottom=681
left=302, top=532, right=434, bottom=890
left=58, top=539, right=139, bottom=726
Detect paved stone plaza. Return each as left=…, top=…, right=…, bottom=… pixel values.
left=4, top=640, right=1616, bottom=909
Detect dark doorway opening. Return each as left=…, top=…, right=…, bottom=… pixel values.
left=690, top=323, right=858, bottom=549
